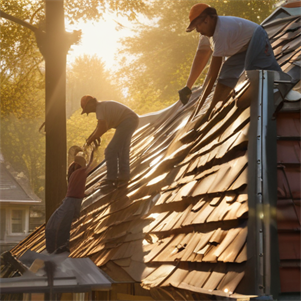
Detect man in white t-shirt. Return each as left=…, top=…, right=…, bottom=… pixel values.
left=178, top=3, right=283, bottom=116
left=81, top=95, right=139, bottom=193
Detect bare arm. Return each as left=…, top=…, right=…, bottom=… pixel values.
left=86, top=149, right=97, bottom=173
left=186, top=48, right=212, bottom=89
left=86, top=120, right=107, bottom=146
left=87, top=149, right=94, bottom=167
left=195, top=56, right=223, bottom=113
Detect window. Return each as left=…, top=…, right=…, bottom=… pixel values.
left=11, top=209, right=25, bottom=234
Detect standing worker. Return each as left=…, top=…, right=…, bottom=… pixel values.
left=81, top=95, right=139, bottom=193
left=45, top=149, right=95, bottom=254
left=178, top=3, right=286, bottom=116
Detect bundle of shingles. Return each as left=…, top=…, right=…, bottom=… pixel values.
left=3, top=4, right=301, bottom=300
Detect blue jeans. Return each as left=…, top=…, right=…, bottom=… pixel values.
left=105, top=116, right=139, bottom=181
left=218, top=26, right=282, bottom=88
left=45, top=197, right=82, bottom=253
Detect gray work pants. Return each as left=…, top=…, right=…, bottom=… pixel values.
left=218, top=25, right=282, bottom=88
left=105, top=116, right=139, bottom=181
left=45, top=197, right=82, bottom=253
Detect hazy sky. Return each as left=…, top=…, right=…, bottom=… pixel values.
left=66, top=15, right=136, bottom=71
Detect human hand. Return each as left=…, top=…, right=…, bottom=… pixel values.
left=87, top=137, right=101, bottom=147
left=93, top=137, right=101, bottom=147
left=178, top=86, right=192, bottom=105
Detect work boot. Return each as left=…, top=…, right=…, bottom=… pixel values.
left=99, top=178, right=118, bottom=185
left=54, top=244, right=70, bottom=254
left=100, top=181, right=117, bottom=194
left=116, top=179, right=129, bottom=188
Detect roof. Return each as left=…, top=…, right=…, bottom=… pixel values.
left=0, top=250, right=112, bottom=294
left=3, top=4, right=301, bottom=300
left=0, top=160, right=40, bottom=204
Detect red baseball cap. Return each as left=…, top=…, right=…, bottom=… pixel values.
left=81, top=95, right=94, bottom=115
left=186, top=3, right=209, bottom=32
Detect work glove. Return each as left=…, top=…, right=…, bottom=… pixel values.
left=94, top=137, right=101, bottom=147
left=86, top=137, right=101, bottom=148
left=178, top=86, right=192, bottom=105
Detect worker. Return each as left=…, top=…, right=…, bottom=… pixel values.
left=81, top=95, right=139, bottom=193
left=45, top=149, right=95, bottom=254
left=178, top=3, right=285, bottom=116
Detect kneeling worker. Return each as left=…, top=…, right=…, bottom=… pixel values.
left=178, top=3, right=285, bottom=116
left=81, top=95, right=139, bottom=193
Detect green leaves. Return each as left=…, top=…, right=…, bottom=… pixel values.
left=1, top=0, right=45, bottom=119
left=64, top=0, right=148, bottom=22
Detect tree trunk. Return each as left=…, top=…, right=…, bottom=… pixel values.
left=44, top=0, right=67, bottom=221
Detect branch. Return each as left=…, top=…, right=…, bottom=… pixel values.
left=15, top=57, right=44, bottom=87
left=0, top=10, right=39, bottom=33
left=30, top=6, right=44, bottom=24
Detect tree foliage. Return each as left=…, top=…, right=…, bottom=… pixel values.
left=0, top=0, right=45, bottom=118
left=65, top=0, right=148, bottom=23
left=0, top=0, right=45, bottom=201
left=66, top=54, right=124, bottom=117
left=116, top=0, right=278, bottom=114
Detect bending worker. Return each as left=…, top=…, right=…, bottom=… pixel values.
left=81, top=95, right=139, bottom=193
left=178, top=3, right=284, bottom=115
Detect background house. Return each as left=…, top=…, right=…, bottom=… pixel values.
left=0, top=153, right=43, bottom=253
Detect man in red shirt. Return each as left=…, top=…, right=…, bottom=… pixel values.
left=45, top=150, right=95, bottom=254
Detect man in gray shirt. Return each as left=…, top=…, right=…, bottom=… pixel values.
left=178, top=3, right=284, bottom=118
left=81, top=95, right=139, bottom=193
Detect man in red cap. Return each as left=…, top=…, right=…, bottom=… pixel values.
left=81, top=95, right=139, bottom=193
left=178, top=3, right=286, bottom=116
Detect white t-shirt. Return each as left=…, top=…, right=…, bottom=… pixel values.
left=197, top=35, right=214, bottom=51
left=96, top=100, right=138, bottom=129
left=198, top=16, right=259, bottom=57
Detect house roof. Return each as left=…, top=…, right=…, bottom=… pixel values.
left=4, top=4, right=301, bottom=299
left=0, top=160, right=40, bottom=204
left=0, top=250, right=112, bottom=294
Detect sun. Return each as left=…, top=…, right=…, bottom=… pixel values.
left=66, top=14, right=135, bottom=71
